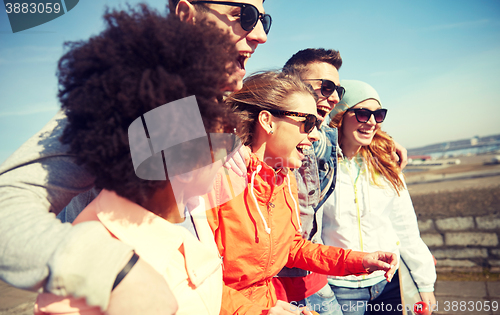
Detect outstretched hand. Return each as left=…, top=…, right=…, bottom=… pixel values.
left=362, top=251, right=397, bottom=282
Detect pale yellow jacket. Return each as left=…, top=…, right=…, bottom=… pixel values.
left=35, top=190, right=223, bottom=315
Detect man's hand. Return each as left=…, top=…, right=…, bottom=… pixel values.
left=392, top=140, right=408, bottom=169
left=419, top=292, right=437, bottom=315
left=224, top=145, right=251, bottom=176
left=362, top=251, right=397, bottom=282
left=107, top=256, right=178, bottom=315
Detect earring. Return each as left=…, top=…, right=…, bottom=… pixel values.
left=269, top=130, right=274, bottom=135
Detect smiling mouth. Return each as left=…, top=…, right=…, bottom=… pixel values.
left=317, top=106, right=331, bottom=119
left=237, top=52, right=251, bottom=70
left=358, top=129, right=374, bottom=135
left=296, top=144, right=309, bottom=155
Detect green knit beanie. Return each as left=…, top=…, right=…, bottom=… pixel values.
left=331, top=80, right=382, bottom=117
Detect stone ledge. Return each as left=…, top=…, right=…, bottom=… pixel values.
left=436, top=266, right=484, bottom=273
left=418, top=219, right=434, bottom=232
left=437, top=259, right=477, bottom=268
left=445, top=232, right=499, bottom=247
left=436, top=217, right=475, bottom=231
left=476, top=215, right=500, bottom=230
left=488, top=259, right=500, bottom=266
left=433, top=248, right=488, bottom=259
left=422, top=233, right=444, bottom=247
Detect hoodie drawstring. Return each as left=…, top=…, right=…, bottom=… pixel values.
left=286, top=173, right=302, bottom=233
left=342, top=156, right=365, bottom=252
left=250, top=165, right=271, bottom=234
left=364, top=161, right=372, bottom=213
left=336, top=168, right=341, bottom=220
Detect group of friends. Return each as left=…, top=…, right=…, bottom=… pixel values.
left=0, top=0, right=436, bottom=315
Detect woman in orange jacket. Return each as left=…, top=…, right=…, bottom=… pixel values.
left=206, top=71, right=398, bottom=315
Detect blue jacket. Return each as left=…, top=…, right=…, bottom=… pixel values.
left=314, top=124, right=338, bottom=211
left=277, top=124, right=338, bottom=277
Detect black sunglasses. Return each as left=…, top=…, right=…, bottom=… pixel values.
left=347, top=108, right=388, bottom=123
left=304, top=79, right=345, bottom=100
left=268, top=109, right=320, bottom=134
left=191, top=1, right=272, bottom=34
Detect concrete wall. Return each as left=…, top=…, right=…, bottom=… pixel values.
left=419, top=214, right=500, bottom=272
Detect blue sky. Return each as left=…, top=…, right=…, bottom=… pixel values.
left=1, top=0, right=500, bottom=163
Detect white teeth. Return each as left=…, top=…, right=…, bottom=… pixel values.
left=317, top=107, right=331, bottom=117
left=358, top=129, right=373, bottom=134
left=237, top=53, right=251, bottom=69
left=296, top=144, right=309, bottom=152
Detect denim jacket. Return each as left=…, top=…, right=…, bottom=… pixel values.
left=277, top=124, right=338, bottom=277
left=314, top=124, right=338, bottom=211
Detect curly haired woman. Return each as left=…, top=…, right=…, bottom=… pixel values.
left=0, top=0, right=268, bottom=312
left=34, top=5, right=240, bottom=315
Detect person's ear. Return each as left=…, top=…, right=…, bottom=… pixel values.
left=176, top=0, right=196, bottom=23
left=258, top=110, right=274, bottom=135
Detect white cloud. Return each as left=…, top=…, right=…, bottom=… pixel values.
left=0, top=103, right=59, bottom=117
left=0, top=45, right=62, bottom=64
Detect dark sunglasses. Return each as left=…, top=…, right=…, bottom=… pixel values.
left=191, top=1, right=272, bottom=34
left=268, top=109, right=320, bottom=134
left=304, top=79, right=345, bottom=100
left=347, top=108, right=388, bottom=123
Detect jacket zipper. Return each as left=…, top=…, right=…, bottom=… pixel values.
left=354, top=185, right=364, bottom=252
left=344, top=159, right=364, bottom=252
left=351, top=160, right=366, bottom=280
left=264, top=201, right=274, bottom=276
left=264, top=169, right=279, bottom=277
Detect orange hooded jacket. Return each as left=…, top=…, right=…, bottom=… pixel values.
left=206, top=154, right=369, bottom=315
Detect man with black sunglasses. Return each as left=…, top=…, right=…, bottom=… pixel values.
left=275, top=48, right=408, bottom=314
left=0, top=1, right=269, bottom=315
left=171, top=0, right=269, bottom=91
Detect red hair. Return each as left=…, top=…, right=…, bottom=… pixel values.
left=330, top=111, right=404, bottom=194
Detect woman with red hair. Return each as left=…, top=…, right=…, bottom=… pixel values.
left=311, top=80, right=436, bottom=315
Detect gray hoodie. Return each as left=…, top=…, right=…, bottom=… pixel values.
left=0, top=110, right=132, bottom=310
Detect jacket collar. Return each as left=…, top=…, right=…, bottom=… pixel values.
left=247, top=154, right=289, bottom=204
left=95, top=190, right=220, bottom=287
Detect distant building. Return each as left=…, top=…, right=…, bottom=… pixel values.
left=407, top=133, right=500, bottom=156
left=407, top=155, right=460, bottom=167
left=408, top=155, right=432, bottom=163
left=471, top=137, right=479, bottom=146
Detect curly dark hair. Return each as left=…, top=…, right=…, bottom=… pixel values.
left=59, top=4, right=238, bottom=206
